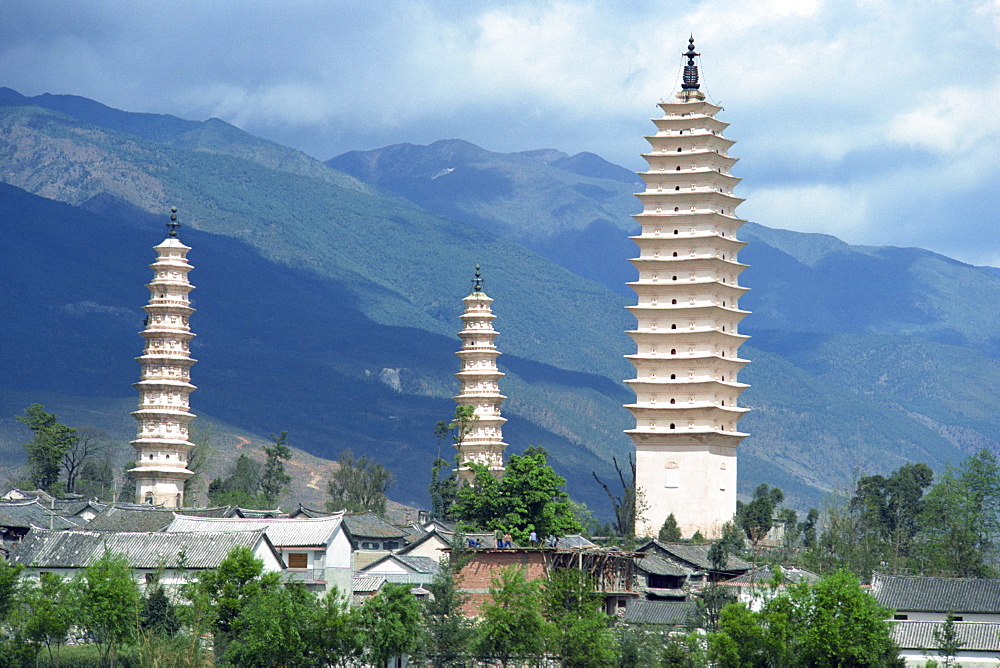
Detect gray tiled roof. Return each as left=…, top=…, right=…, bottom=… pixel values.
left=8, top=528, right=270, bottom=569
left=84, top=506, right=177, bottom=532
left=235, top=508, right=288, bottom=519
left=289, top=506, right=333, bottom=519
left=361, top=554, right=441, bottom=575
left=639, top=540, right=752, bottom=572
left=165, top=513, right=344, bottom=547
left=554, top=534, right=597, bottom=548
left=353, top=575, right=386, bottom=593
left=871, top=574, right=1000, bottom=614
left=342, top=513, right=407, bottom=540
left=638, top=554, right=691, bottom=577
left=0, top=500, right=77, bottom=530
left=892, top=621, right=1000, bottom=652
left=723, top=566, right=820, bottom=586
left=622, top=600, right=696, bottom=625
left=395, top=555, right=440, bottom=574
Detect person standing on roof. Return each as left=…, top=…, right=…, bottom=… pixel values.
left=529, top=530, right=538, bottom=547
left=495, top=528, right=504, bottom=548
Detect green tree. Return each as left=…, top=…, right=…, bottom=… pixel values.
left=805, top=491, right=887, bottom=579
left=16, top=404, right=78, bottom=491
left=76, top=454, right=116, bottom=501
left=184, top=419, right=214, bottom=504
left=708, top=521, right=745, bottom=571
left=658, top=513, right=682, bottom=542
left=140, top=583, right=180, bottom=637
left=542, top=568, right=616, bottom=667
left=61, top=425, right=111, bottom=494
left=429, top=409, right=467, bottom=521
left=852, top=463, right=934, bottom=569
left=798, top=507, right=819, bottom=550
left=708, top=569, right=901, bottom=667
left=592, top=455, right=646, bottom=540
left=356, top=583, right=422, bottom=668
left=73, top=552, right=141, bottom=668
left=453, top=448, right=582, bottom=543
left=304, top=589, right=361, bottom=666
left=0, top=560, right=23, bottom=622
left=916, top=449, right=1000, bottom=577
left=20, top=572, right=73, bottom=668
left=186, top=545, right=282, bottom=657
left=442, top=404, right=477, bottom=454
left=476, top=566, right=548, bottom=666
left=421, top=539, right=475, bottom=666
left=428, top=456, right=459, bottom=521
left=208, top=454, right=263, bottom=507
left=736, top=483, right=785, bottom=559
left=223, top=584, right=315, bottom=668
left=259, top=431, right=293, bottom=507
left=327, top=449, right=395, bottom=514
left=932, top=612, right=963, bottom=668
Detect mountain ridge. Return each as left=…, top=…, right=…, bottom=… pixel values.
left=1, top=88, right=997, bottom=516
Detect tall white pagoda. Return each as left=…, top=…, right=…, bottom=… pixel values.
left=129, top=208, right=197, bottom=507
left=453, top=266, right=508, bottom=483
left=625, top=38, right=750, bottom=538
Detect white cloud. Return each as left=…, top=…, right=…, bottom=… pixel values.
left=0, top=0, right=997, bottom=266
left=741, top=183, right=872, bottom=238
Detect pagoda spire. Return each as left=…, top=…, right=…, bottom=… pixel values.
left=128, top=208, right=197, bottom=507
left=676, top=35, right=707, bottom=102
left=681, top=36, right=700, bottom=90
left=624, top=41, right=751, bottom=538
left=453, top=266, right=507, bottom=482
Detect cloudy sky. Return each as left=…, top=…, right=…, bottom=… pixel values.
left=3, top=0, right=997, bottom=266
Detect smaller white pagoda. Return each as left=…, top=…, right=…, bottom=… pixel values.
left=453, top=266, right=508, bottom=482
left=129, top=208, right=197, bottom=507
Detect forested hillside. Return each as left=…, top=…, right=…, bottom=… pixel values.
left=1, top=88, right=997, bottom=513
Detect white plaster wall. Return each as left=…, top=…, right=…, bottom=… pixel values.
left=897, top=612, right=1000, bottom=623
left=635, top=443, right=737, bottom=539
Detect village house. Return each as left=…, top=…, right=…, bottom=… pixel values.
left=720, top=565, right=820, bottom=610
left=872, top=573, right=1000, bottom=622
left=163, top=512, right=350, bottom=594
left=358, top=553, right=440, bottom=587
left=7, top=528, right=283, bottom=592
left=634, top=540, right=752, bottom=599
left=455, top=544, right=640, bottom=616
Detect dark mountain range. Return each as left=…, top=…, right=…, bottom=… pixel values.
left=1, top=88, right=997, bottom=516
left=327, top=140, right=641, bottom=295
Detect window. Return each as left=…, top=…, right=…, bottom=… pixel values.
left=893, top=614, right=908, bottom=620
left=671, top=324, right=677, bottom=329
left=675, top=166, right=681, bottom=171
left=672, top=251, right=678, bottom=257
left=671, top=299, right=677, bottom=304
left=287, top=553, right=308, bottom=569
left=670, top=349, right=677, bottom=355
left=669, top=423, right=676, bottom=430
left=664, top=469, right=680, bottom=488
left=144, top=492, right=153, bottom=504
left=669, top=398, right=676, bottom=404
left=675, top=186, right=680, bottom=191
left=383, top=542, right=399, bottom=550
left=145, top=573, right=156, bottom=585
left=670, top=374, right=676, bottom=380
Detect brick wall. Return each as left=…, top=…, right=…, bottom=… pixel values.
left=456, top=549, right=548, bottom=615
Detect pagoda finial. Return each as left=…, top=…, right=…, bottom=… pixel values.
left=682, top=36, right=700, bottom=91
left=167, top=206, right=181, bottom=238
left=472, top=264, right=483, bottom=292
